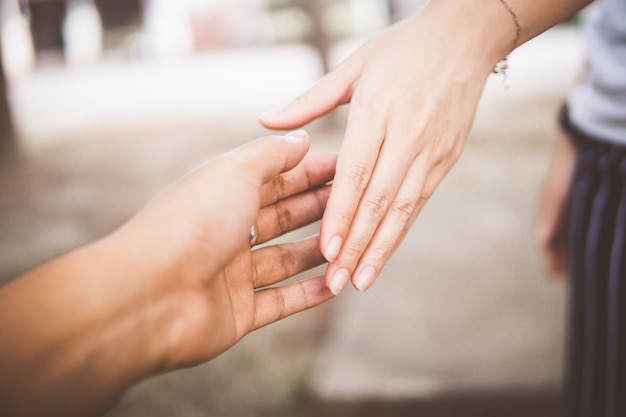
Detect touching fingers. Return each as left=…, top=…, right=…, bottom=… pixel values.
left=251, top=276, right=334, bottom=331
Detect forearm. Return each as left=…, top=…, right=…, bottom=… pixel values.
left=0, top=235, right=171, bottom=417
left=511, top=0, right=592, bottom=45
left=421, top=0, right=592, bottom=69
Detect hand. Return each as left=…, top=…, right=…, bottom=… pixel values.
left=0, top=131, right=337, bottom=417
left=260, top=2, right=505, bottom=294
left=115, top=131, right=337, bottom=368
left=535, top=133, right=576, bottom=277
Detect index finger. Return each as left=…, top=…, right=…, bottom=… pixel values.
left=259, top=153, right=337, bottom=208
left=320, top=101, right=385, bottom=262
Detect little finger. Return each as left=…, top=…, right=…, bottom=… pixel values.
left=251, top=276, right=334, bottom=331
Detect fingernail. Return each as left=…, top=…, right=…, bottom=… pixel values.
left=354, top=266, right=377, bottom=292
left=324, top=235, right=342, bottom=262
left=283, top=129, right=308, bottom=139
left=329, top=269, right=350, bottom=296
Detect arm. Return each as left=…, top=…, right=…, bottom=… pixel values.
left=260, top=0, right=592, bottom=294
left=0, top=131, right=337, bottom=417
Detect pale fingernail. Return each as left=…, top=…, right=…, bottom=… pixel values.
left=355, top=266, right=377, bottom=292
left=324, top=235, right=342, bottom=262
left=329, top=269, right=350, bottom=296
left=283, top=129, right=308, bottom=139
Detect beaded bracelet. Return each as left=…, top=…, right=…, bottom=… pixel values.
left=493, top=0, right=521, bottom=89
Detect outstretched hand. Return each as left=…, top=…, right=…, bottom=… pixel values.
left=0, top=132, right=338, bottom=417
left=116, top=131, right=338, bottom=368
left=260, top=2, right=505, bottom=294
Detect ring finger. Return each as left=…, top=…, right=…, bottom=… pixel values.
left=251, top=235, right=325, bottom=288
left=353, top=157, right=445, bottom=291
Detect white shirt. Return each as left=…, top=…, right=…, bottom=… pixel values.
left=568, top=0, right=626, bottom=145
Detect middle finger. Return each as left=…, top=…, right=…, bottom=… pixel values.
left=255, top=185, right=331, bottom=245
left=330, top=132, right=418, bottom=275
left=259, top=154, right=336, bottom=208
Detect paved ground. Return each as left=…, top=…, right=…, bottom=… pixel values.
left=0, top=28, right=584, bottom=416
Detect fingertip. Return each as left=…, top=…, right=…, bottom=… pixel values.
left=258, top=109, right=285, bottom=126
left=323, top=235, right=342, bottom=262
left=280, top=129, right=309, bottom=141
left=271, top=129, right=310, bottom=156
left=259, top=109, right=304, bottom=130
left=278, top=130, right=311, bottom=159
left=354, top=266, right=377, bottom=292
left=240, top=132, right=311, bottom=185
left=303, top=275, right=336, bottom=301
left=328, top=268, right=350, bottom=296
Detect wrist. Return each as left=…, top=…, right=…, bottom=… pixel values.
left=92, top=233, right=177, bottom=376
left=420, top=0, right=520, bottom=70
left=53, top=236, right=176, bottom=381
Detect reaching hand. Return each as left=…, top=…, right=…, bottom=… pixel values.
left=115, top=131, right=338, bottom=368
left=260, top=2, right=502, bottom=294
left=0, top=132, right=338, bottom=417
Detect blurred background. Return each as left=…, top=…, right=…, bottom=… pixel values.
left=0, top=1, right=586, bottom=416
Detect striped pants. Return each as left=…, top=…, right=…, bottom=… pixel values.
left=562, top=109, right=626, bottom=417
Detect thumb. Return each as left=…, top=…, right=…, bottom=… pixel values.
left=259, top=64, right=359, bottom=130
left=232, top=130, right=312, bottom=186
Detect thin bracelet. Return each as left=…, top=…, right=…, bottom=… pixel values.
left=493, top=0, right=521, bottom=89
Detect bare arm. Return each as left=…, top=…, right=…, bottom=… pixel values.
left=0, top=132, right=336, bottom=417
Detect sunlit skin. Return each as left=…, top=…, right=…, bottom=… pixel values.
left=0, top=132, right=337, bottom=417
left=260, top=0, right=592, bottom=294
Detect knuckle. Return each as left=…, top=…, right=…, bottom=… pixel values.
left=271, top=173, right=287, bottom=200
left=341, top=241, right=363, bottom=262
left=346, top=165, right=371, bottom=193
left=390, top=199, right=417, bottom=223
left=369, top=241, right=392, bottom=260
left=275, top=201, right=293, bottom=234
left=406, top=118, right=429, bottom=142
left=251, top=260, right=263, bottom=285
left=297, top=281, right=311, bottom=309
left=333, top=208, right=354, bottom=227
left=362, top=193, right=390, bottom=219
left=351, top=90, right=378, bottom=111
left=279, top=245, right=298, bottom=275
left=274, top=289, right=288, bottom=320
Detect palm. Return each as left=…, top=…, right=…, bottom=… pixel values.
left=135, top=145, right=337, bottom=369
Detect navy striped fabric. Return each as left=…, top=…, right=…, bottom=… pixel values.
left=561, top=108, right=626, bottom=417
